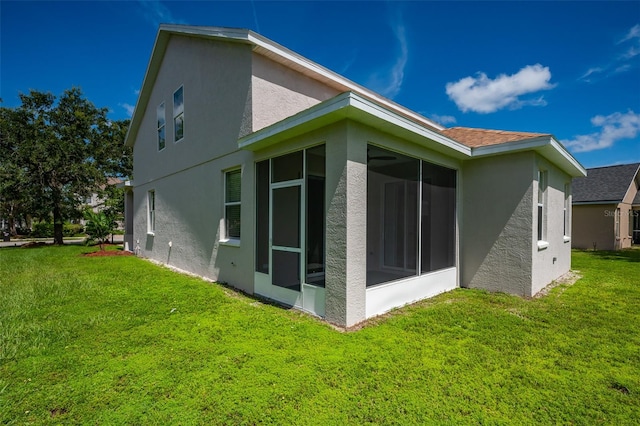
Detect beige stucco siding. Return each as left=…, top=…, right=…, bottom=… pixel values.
left=133, top=149, right=255, bottom=294
left=131, top=35, right=256, bottom=293
left=572, top=204, right=616, bottom=250
left=251, top=53, right=341, bottom=133
left=133, top=35, right=253, bottom=186
left=461, top=152, right=534, bottom=295
left=531, top=155, right=572, bottom=295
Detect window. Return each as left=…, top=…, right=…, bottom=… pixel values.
left=173, top=86, right=184, bottom=142
left=615, top=208, right=621, bottom=239
left=224, top=169, right=241, bottom=240
left=255, top=160, right=270, bottom=272
left=564, top=183, right=571, bottom=238
left=366, top=145, right=456, bottom=287
left=147, top=190, right=155, bottom=234
left=157, top=102, right=165, bottom=150
left=537, top=170, right=547, bottom=242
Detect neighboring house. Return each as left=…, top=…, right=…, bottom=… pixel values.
left=572, top=163, right=640, bottom=250
left=123, top=25, right=586, bottom=327
left=81, top=177, right=124, bottom=228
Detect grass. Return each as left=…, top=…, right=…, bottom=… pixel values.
left=1, top=246, right=638, bottom=424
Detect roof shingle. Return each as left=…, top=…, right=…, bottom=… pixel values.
left=572, top=163, right=640, bottom=203
left=440, top=127, right=550, bottom=148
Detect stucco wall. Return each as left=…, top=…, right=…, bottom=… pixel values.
left=133, top=35, right=253, bottom=186
left=572, top=204, right=616, bottom=250
left=251, top=53, right=341, bottom=133
left=461, top=152, right=534, bottom=295
left=133, top=149, right=255, bottom=293
left=531, top=155, right=573, bottom=295
left=324, top=122, right=367, bottom=327
left=132, top=34, right=256, bottom=293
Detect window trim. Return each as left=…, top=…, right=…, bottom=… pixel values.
left=537, top=170, right=548, bottom=248
left=157, top=102, right=166, bottom=151
left=563, top=182, right=571, bottom=242
left=173, top=85, right=184, bottom=143
left=223, top=168, right=241, bottom=244
left=147, top=190, right=156, bottom=235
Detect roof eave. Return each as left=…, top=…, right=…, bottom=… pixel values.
left=572, top=200, right=622, bottom=205
left=238, top=92, right=470, bottom=158
left=125, top=25, right=444, bottom=148
left=472, top=136, right=587, bottom=177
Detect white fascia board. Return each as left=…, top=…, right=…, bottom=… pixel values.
left=124, top=28, right=174, bottom=147
left=159, top=25, right=252, bottom=42
left=125, top=25, right=444, bottom=147
left=348, top=95, right=470, bottom=156
left=572, top=201, right=620, bottom=206
left=238, top=92, right=471, bottom=157
left=245, top=32, right=444, bottom=132
left=125, top=26, right=254, bottom=147
left=238, top=93, right=351, bottom=150
left=116, top=180, right=134, bottom=189
left=621, top=164, right=640, bottom=204
left=472, top=136, right=587, bottom=177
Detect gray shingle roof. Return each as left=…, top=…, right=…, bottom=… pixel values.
left=572, top=163, right=640, bottom=203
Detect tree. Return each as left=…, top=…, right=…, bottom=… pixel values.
left=0, top=88, right=131, bottom=244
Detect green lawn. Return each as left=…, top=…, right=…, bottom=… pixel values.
left=1, top=246, right=638, bottom=424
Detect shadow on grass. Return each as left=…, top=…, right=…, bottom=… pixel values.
left=580, top=247, right=640, bottom=263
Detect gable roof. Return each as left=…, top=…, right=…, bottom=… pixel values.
left=124, top=24, right=443, bottom=148
left=572, top=163, right=640, bottom=204
left=440, top=127, right=550, bottom=148
left=125, top=25, right=586, bottom=178
left=239, top=92, right=587, bottom=177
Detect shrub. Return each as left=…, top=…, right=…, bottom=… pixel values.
left=31, top=222, right=54, bottom=238
left=84, top=210, right=114, bottom=250
left=63, top=223, right=85, bottom=237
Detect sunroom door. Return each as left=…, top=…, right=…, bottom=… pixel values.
left=271, top=181, right=303, bottom=294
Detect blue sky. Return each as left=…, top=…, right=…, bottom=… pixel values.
left=2, top=1, right=639, bottom=168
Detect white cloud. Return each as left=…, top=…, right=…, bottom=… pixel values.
left=621, top=45, right=640, bottom=60
left=120, top=103, right=135, bottom=117
left=580, top=67, right=603, bottom=81
left=366, top=12, right=408, bottom=99
left=137, top=0, right=185, bottom=28
left=618, top=24, right=640, bottom=44
left=250, top=0, right=261, bottom=33
left=562, top=110, right=640, bottom=153
left=430, top=114, right=457, bottom=125
left=445, top=64, right=554, bottom=113
left=583, top=24, right=640, bottom=82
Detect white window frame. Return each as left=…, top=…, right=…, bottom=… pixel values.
left=223, top=168, right=241, bottom=244
left=173, top=86, right=184, bottom=142
left=537, top=170, right=548, bottom=249
left=157, top=102, right=166, bottom=151
left=147, top=190, right=155, bottom=235
left=563, top=182, right=571, bottom=242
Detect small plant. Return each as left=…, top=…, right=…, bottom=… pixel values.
left=84, top=210, right=113, bottom=251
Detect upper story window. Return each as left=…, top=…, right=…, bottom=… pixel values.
left=224, top=169, right=241, bottom=240
left=173, top=86, right=184, bottom=142
left=537, top=170, right=547, bottom=243
left=157, top=103, right=166, bottom=151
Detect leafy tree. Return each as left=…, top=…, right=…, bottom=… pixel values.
left=0, top=88, right=131, bottom=244
left=84, top=210, right=113, bottom=251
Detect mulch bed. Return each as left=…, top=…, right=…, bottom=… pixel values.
left=83, top=249, right=133, bottom=257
